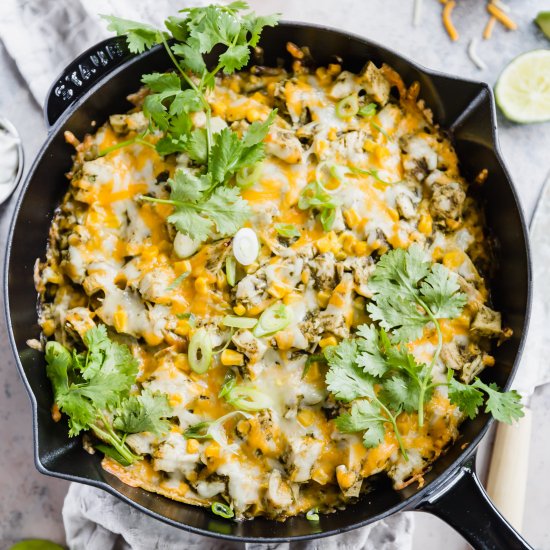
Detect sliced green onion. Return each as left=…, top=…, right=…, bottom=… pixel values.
left=183, top=421, right=212, bottom=440
left=306, top=507, right=320, bottom=521
left=224, top=385, right=272, bottom=411
left=275, top=223, right=301, bottom=239
left=358, top=102, right=377, bottom=117
left=371, top=121, right=391, bottom=140
left=225, top=255, right=237, bottom=287
left=184, top=410, right=251, bottom=441
left=166, top=271, right=190, bottom=291
left=319, top=207, right=337, bottom=231
left=212, top=502, right=234, bottom=519
left=173, top=232, right=200, bottom=259
left=236, top=161, right=263, bottom=189
left=233, top=228, right=259, bottom=266
left=315, top=161, right=346, bottom=195
left=221, top=315, right=258, bottom=329
left=188, top=328, right=212, bottom=374
left=218, top=370, right=237, bottom=399
left=335, top=95, right=359, bottom=118
left=253, top=302, right=293, bottom=338
left=348, top=165, right=398, bottom=185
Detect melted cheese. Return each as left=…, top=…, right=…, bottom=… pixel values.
left=37, top=57, right=497, bottom=521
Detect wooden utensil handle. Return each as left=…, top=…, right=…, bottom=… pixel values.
left=486, top=408, right=533, bottom=532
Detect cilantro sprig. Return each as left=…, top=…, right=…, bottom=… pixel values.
left=45, top=325, right=172, bottom=465
left=324, top=246, right=523, bottom=458
left=366, top=244, right=467, bottom=426
left=324, top=340, right=408, bottom=458
left=102, top=3, right=280, bottom=242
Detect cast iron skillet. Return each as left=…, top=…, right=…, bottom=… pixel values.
left=4, top=23, right=533, bottom=549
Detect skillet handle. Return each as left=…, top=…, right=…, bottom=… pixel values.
left=418, top=458, right=533, bottom=550
left=44, top=36, right=134, bottom=129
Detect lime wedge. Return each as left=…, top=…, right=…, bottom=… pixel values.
left=535, top=11, right=550, bottom=39
left=495, top=50, right=550, bottom=123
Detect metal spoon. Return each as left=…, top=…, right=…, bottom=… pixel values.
left=0, top=116, right=24, bottom=205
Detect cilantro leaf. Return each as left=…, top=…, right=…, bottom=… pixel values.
left=219, top=44, right=250, bottom=74
left=366, top=245, right=467, bottom=342
left=324, top=341, right=376, bottom=402
left=324, top=336, right=408, bottom=457
left=355, top=324, right=389, bottom=377
left=100, top=15, right=162, bottom=53
left=185, top=129, right=208, bottom=163
left=168, top=205, right=213, bottom=243
left=335, top=400, right=386, bottom=448
left=447, top=372, right=484, bottom=419
left=472, top=379, right=524, bottom=424
left=171, top=43, right=207, bottom=74
left=368, top=294, right=428, bottom=342
left=420, top=263, right=467, bottom=319
left=298, top=181, right=339, bottom=231
left=113, top=390, right=172, bottom=435
left=104, top=3, right=279, bottom=243
left=44, top=326, right=171, bottom=464
left=382, top=375, right=420, bottom=414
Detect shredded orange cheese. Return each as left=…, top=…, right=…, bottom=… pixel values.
left=442, top=1, right=459, bottom=42
left=487, top=3, right=518, bottom=31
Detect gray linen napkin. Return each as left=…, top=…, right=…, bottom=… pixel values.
left=63, top=484, right=413, bottom=550
left=0, top=1, right=415, bottom=548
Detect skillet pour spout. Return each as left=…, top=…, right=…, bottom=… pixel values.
left=5, top=23, right=532, bottom=549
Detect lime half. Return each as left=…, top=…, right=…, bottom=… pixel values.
left=495, top=50, right=550, bottom=123
left=535, top=12, right=550, bottom=40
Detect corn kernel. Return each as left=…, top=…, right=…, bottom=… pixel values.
left=319, top=336, right=338, bottom=348
left=327, top=127, right=337, bottom=141
left=375, top=145, right=390, bottom=161
left=268, top=282, right=290, bottom=299
left=187, top=438, right=200, bottom=453
left=432, top=246, right=444, bottom=261
left=339, top=232, right=356, bottom=255
left=316, top=231, right=338, bottom=254
left=169, top=395, right=182, bottom=407
left=443, top=250, right=464, bottom=269
left=113, top=309, right=127, bottom=333
left=311, top=467, right=330, bottom=485
left=343, top=208, right=360, bottom=229
left=335, top=251, right=347, bottom=261
left=363, top=139, right=376, bottom=153
left=237, top=419, right=251, bottom=435
left=297, top=409, right=315, bottom=427
left=144, top=332, right=163, bottom=346
left=418, top=214, right=432, bottom=235
left=336, top=465, right=356, bottom=490
left=233, top=304, right=246, bottom=316
left=388, top=208, right=399, bottom=222
left=317, top=290, right=331, bottom=308
left=194, top=277, right=209, bottom=294
left=204, top=442, right=220, bottom=458
left=42, top=319, right=56, bottom=337
left=353, top=241, right=369, bottom=256
left=221, top=349, right=244, bottom=366
left=301, top=270, right=310, bottom=284
left=246, top=108, right=262, bottom=122
left=275, top=329, right=294, bottom=350
left=174, top=319, right=191, bottom=337
left=483, top=354, right=495, bottom=367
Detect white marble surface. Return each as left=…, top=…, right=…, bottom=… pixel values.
left=0, top=0, right=549, bottom=548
